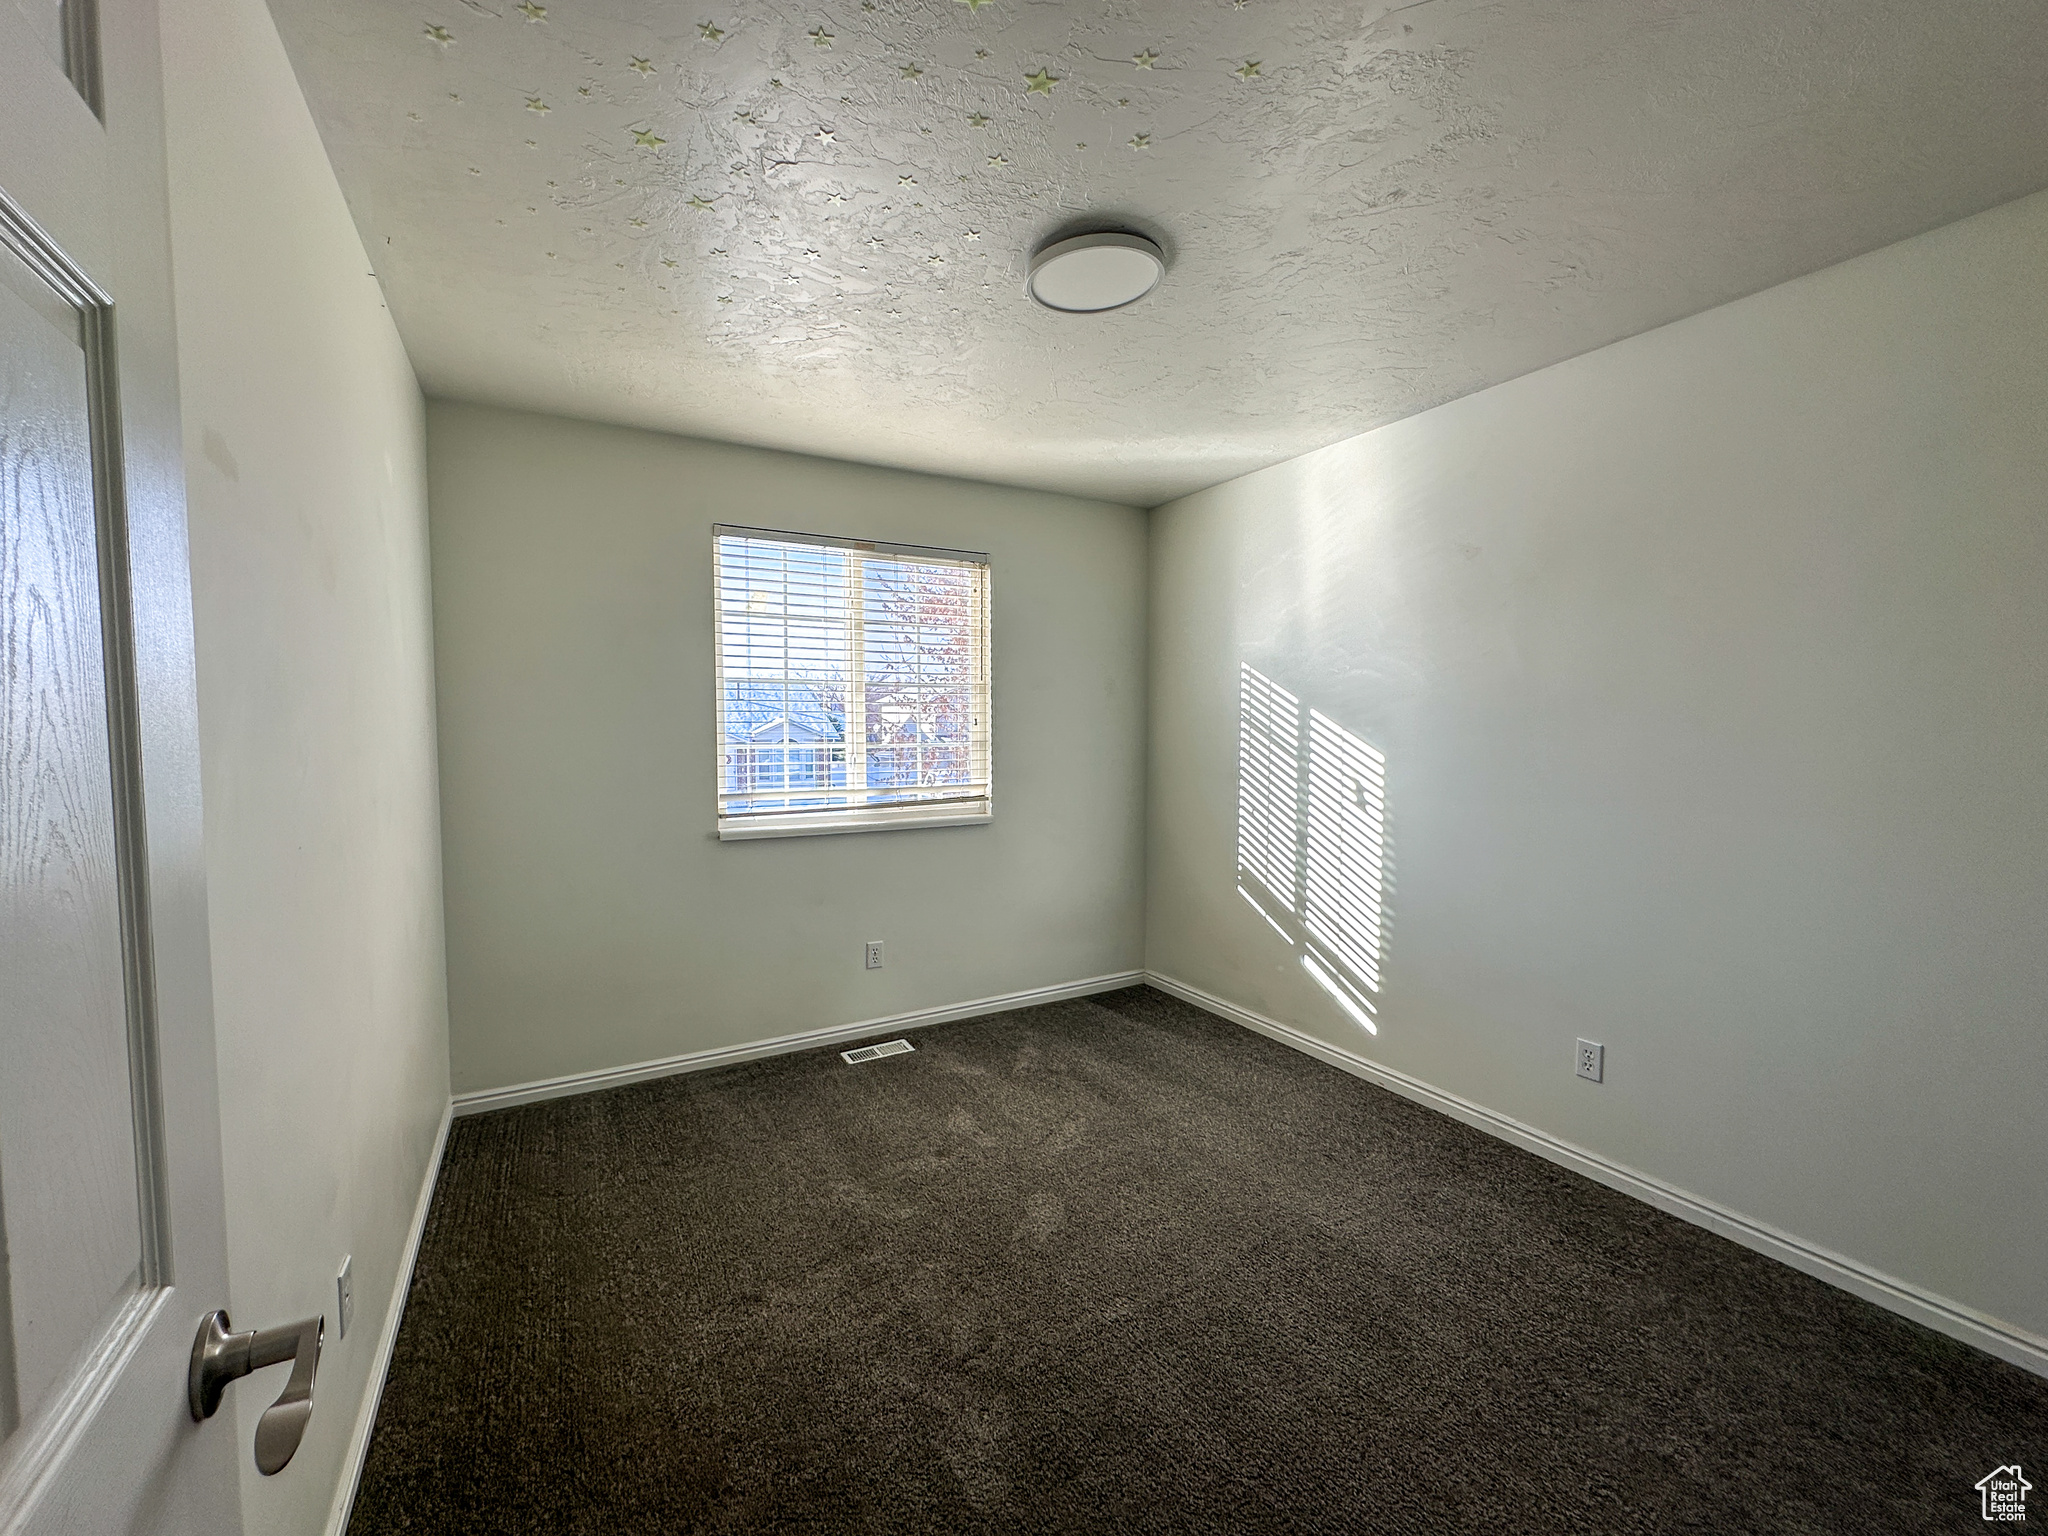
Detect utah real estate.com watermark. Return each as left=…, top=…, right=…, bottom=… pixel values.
left=1977, top=1465, right=2031, bottom=1523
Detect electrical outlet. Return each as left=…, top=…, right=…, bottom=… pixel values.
left=864, top=940, right=884, bottom=970
left=1576, top=1039, right=1604, bottom=1083
left=337, top=1254, right=354, bottom=1340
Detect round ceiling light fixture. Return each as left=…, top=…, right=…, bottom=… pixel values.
left=1027, top=231, right=1166, bottom=313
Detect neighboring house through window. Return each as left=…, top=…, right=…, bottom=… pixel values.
left=713, top=525, right=993, bottom=839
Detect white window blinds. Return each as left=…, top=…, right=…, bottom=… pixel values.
left=713, top=525, right=993, bottom=838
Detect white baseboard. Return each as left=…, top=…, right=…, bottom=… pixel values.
left=323, top=1099, right=453, bottom=1536
left=1145, top=970, right=2048, bottom=1381
left=450, top=970, right=1148, bottom=1117
left=327, top=965, right=2045, bottom=1535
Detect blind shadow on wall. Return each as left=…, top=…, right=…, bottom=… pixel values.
left=1235, top=663, right=1391, bottom=1036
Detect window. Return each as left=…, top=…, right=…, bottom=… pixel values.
left=714, top=525, right=993, bottom=839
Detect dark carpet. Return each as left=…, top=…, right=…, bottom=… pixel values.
left=348, top=986, right=2045, bottom=1534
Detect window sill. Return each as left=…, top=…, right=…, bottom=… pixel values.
left=717, top=802, right=993, bottom=841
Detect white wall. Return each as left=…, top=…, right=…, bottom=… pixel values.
left=159, top=0, right=451, bottom=1529
left=428, top=402, right=1147, bottom=1096
left=1147, top=189, right=2048, bottom=1349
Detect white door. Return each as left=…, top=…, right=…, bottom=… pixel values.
left=1, top=0, right=246, bottom=1529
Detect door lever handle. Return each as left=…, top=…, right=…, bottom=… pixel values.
left=189, top=1310, right=324, bottom=1474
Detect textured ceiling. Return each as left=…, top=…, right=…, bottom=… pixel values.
left=269, top=0, right=2048, bottom=505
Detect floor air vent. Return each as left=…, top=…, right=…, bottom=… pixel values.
left=841, top=1039, right=916, bottom=1065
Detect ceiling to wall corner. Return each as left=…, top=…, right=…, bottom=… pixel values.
left=268, top=0, right=2048, bottom=506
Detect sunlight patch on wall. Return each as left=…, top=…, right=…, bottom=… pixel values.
left=1304, top=706, right=1386, bottom=992
left=1236, top=663, right=1388, bottom=1034
left=1236, top=664, right=1303, bottom=904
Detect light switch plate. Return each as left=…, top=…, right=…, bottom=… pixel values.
left=337, top=1254, right=354, bottom=1339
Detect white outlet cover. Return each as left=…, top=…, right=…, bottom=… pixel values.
left=1576, top=1039, right=1604, bottom=1083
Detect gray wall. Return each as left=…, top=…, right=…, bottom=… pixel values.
left=1146, top=188, right=2048, bottom=1344
left=428, top=402, right=1147, bottom=1095
left=159, top=0, right=452, bottom=1528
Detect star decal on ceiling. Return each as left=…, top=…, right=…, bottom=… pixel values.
left=526, top=96, right=549, bottom=112
left=699, top=20, right=725, bottom=42
left=955, top=0, right=993, bottom=10
left=423, top=23, right=453, bottom=45
left=815, top=127, right=836, bottom=143
left=809, top=26, right=833, bottom=48
left=1132, top=49, right=1158, bottom=68
left=987, top=153, right=1007, bottom=165
left=1023, top=67, right=1058, bottom=94
left=963, top=229, right=981, bottom=240
left=662, top=257, right=679, bottom=268
left=686, top=195, right=716, bottom=210
left=899, top=63, right=923, bottom=79
left=1235, top=59, right=1262, bottom=79
left=632, top=127, right=667, bottom=148
left=1129, top=132, right=1151, bottom=149
left=975, top=48, right=990, bottom=59
left=899, top=174, right=917, bottom=185
left=630, top=56, right=655, bottom=73
left=629, top=217, right=648, bottom=227
left=967, top=111, right=990, bottom=127
left=516, top=0, right=545, bottom=18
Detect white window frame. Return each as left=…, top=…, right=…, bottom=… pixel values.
left=713, top=524, right=994, bottom=841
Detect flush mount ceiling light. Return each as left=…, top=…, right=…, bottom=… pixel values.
left=1027, top=231, right=1166, bottom=313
